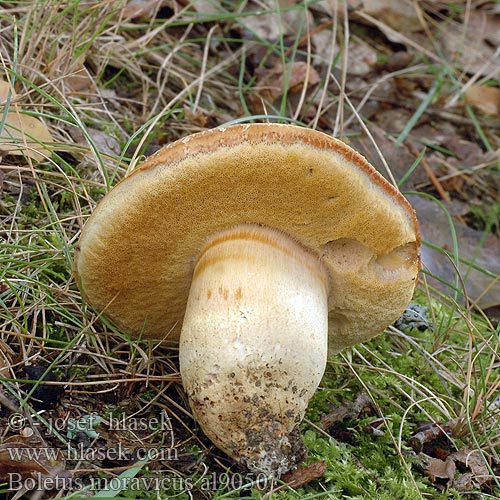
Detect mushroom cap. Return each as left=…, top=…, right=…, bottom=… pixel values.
left=74, top=124, right=420, bottom=353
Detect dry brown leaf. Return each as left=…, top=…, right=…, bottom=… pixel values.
left=453, top=472, right=478, bottom=492
left=281, top=461, right=327, bottom=488
left=0, top=343, right=12, bottom=378
left=311, top=29, right=336, bottom=63
left=0, top=80, right=16, bottom=103
left=45, top=52, right=93, bottom=93
left=437, top=19, right=500, bottom=77
left=451, top=448, right=491, bottom=484
left=466, top=10, right=500, bottom=47
left=424, top=457, right=456, bottom=486
left=122, top=0, right=168, bottom=19
left=287, top=61, right=321, bottom=92
left=317, top=35, right=379, bottom=76
left=464, top=85, right=500, bottom=116
left=190, top=0, right=222, bottom=14
left=72, top=127, right=121, bottom=158
left=352, top=2, right=499, bottom=76
left=0, top=81, right=54, bottom=162
left=255, top=60, right=320, bottom=104
left=0, top=110, right=55, bottom=162
left=65, top=68, right=92, bottom=92
left=360, top=0, right=422, bottom=32
left=0, top=432, right=68, bottom=482
left=443, top=136, right=484, bottom=165
left=242, top=1, right=313, bottom=41
left=418, top=446, right=493, bottom=492
left=0, top=443, right=50, bottom=479
left=308, top=0, right=344, bottom=17
left=346, top=40, right=378, bottom=75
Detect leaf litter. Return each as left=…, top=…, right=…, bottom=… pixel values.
left=0, top=80, right=55, bottom=162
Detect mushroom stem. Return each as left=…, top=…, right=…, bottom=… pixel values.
left=179, top=224, right=329, bottom=475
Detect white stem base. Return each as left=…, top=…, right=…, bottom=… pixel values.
left=179, top=224, right=329, bottom=475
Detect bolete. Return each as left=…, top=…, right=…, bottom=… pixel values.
left=75, top=124, right=420, bottom=475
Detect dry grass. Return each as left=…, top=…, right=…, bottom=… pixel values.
left=1, top=1, right=499, bottom=499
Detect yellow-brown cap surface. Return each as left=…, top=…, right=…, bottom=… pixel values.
left=74, top=123, right=420, bottom=353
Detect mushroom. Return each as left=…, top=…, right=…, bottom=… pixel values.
left=74, top=124, right=420, bottom=475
